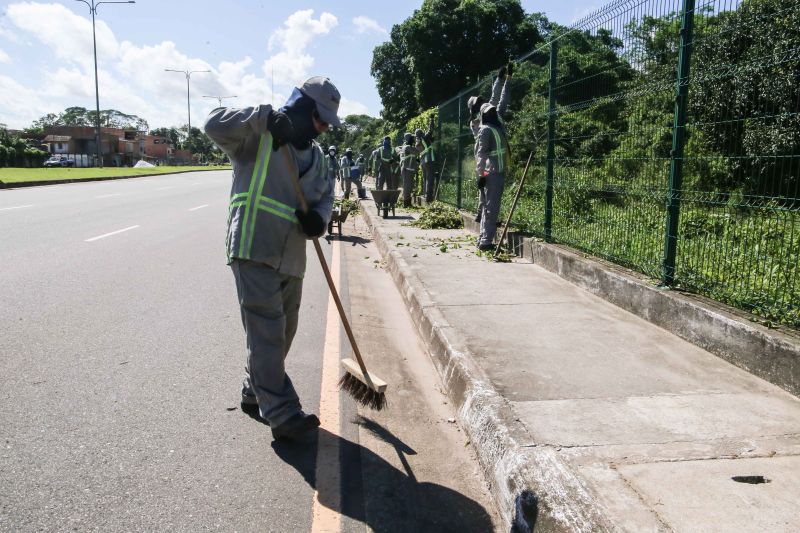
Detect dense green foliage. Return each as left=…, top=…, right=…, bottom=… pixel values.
left=371, top=0, right=543, bottom=124
left=32, top=106, right=149, bottom=131
left=0, top=127, right=48, bottom=168
left=423, top=0, right=799, bottom=328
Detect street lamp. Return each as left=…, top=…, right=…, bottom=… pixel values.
left=75, top=0, right=135, bottom=168
left=165, top=69, right=211, bottom=143
left=202, top=95, right=238, bottom=107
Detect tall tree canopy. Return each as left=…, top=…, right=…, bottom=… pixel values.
left=32, top=107, right=149, bottom=131
left=372, top=0, right=542, bottom=125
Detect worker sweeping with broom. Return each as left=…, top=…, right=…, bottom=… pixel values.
left=205, top=76, right=385, bottom=442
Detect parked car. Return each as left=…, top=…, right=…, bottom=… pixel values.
left=43, top=156, right=76, bottom=168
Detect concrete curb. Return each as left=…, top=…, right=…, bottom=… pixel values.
left=0, top=168, right=229, bottom=190
left=463, top=214, right=800, bottom=398
left=362, top=206, right=617, bottom=532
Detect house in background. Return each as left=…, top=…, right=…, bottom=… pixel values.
left=41, top=127, right=192, bottom=167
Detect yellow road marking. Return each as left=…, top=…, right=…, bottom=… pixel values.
left=311, top=239, right=342, bottom=533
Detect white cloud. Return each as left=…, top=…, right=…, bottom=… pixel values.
left=0, top=24, right=20, bottom=44
left=8, top=2, right=119, bottom=70
left=0, top=3, right=351, bottom=129
left=264, top=10, right=337, bottom=89
left=353, top=16, right=388, bottom=35
left=338, top=97, right=370, bottom=117
left=0, top=74, right=54, bottom=127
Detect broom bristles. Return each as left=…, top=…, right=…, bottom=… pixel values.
left=339, top=373, right=387, bottom=411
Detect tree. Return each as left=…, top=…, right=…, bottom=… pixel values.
left=30, top=107, right=149, bottom=131
left=372, top=0, right=542, bottom=125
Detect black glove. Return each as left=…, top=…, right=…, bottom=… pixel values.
left=498, top=65, right=506, bottom=79
left=267, top=110, right=293, bottom=151
left=507, top=61, right=514, bottom=77
left=295, top=209, right=326, bottom=237
left=477, top=176, right=486, bottom=189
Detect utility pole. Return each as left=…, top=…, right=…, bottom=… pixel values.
left=202, top=95, right=237, bottom=107
left=165, top=68, right=211, bottom=143
left=75, top=0, right=135, bottom=168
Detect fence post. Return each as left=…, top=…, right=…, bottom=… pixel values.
left=544, top=41, right=558, bottom=241
left=662, top=0, right=696, bottom=286
left=456, top=93, right=464, bottom=209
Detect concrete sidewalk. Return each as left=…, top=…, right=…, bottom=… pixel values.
left=360, top=201, right=800, bottom=532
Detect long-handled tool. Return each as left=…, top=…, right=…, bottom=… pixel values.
left=433, top=157, right=447, bottom=201
left=494, top=151, right=534, bottom=259
left=282, top=147, right=387, bottom=410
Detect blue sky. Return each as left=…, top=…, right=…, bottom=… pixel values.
left=0, top=0, right=600, bottom=130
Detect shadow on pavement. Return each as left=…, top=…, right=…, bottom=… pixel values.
left=271, top=422, right=495, bottom=532
left=327, top=234, right=371, bottom=247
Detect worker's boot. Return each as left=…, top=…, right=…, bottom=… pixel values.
left=271, top=412, right=320, bottom=440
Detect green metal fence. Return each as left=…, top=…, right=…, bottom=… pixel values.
left=436, top=0, right=800, bottom=328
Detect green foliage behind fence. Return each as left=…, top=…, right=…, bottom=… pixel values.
left=432, top=0, right=800, bottom=328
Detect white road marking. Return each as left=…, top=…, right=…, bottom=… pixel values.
left=84, top=225, right=140, bottom=242
left=188, top=204, right=209, bottom=211
left=0, top=204, right=34, bottom=211
left=95, top=193, right=121, bottom=199
left=311, top=239, right=343, bottom=533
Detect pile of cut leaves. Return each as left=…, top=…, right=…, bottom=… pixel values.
left=409, top=201, right=463, bottom=230
left=334, top=197, right=360, bottom=215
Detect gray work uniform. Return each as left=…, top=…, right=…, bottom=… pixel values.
left=340, top=155, right=360, bottom=198
left=475, top=123, right=509, bottom=247
left=416, top=122, right=436, bottom=202
left=204, top=105, right=333, bottom=426
left=376, top=145, right=395, bottom=190
left=327, top=153, right=340, bottom=184
left=475, top=75, right=510, bottom=216
left=398, top=144, right=420, bottom=206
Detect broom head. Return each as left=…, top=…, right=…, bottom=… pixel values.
left=339, top=358, right=387, bottom=411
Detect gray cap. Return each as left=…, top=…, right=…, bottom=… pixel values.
left=299, top=76, right=341, bottom=127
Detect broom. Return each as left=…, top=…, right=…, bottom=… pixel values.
left=494, top=151, right=534, bottom=259
left=433, top=157, right=447, bottom=201
left=281, top=147, right=388, bottom=410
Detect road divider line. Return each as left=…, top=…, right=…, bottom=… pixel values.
left=0, top=204, right=34, bottom=211
left=311, top=239, right=342, bottom=533
left=84, top=225, right=140, bottom=243
left=95, top=193, right=121, bottom=199
left=188, top=204, right=209, bottom=211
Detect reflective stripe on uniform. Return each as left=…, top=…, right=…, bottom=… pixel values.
left=486, top=126, right=506, bottom=173
left=420, top=139, right=435, bottom=162
left=230, top=132, right=301, bottom=259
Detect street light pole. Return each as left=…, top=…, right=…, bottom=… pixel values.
left=165, top=69, right=210, bottom=144
left=202, top=95, right=238, bottom=107
left=75, top=0, right=135, bottom=168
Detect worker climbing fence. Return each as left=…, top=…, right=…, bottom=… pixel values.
left=435, top=0, right=800, bottom=328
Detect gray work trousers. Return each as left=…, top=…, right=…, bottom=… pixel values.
left=343, top=177, right=362, bottom=199
left=478, top=173, right=505, bottom=247
left=231, top=259, right=303, bottom=426
left=477, top=187, right=486, bottom=217
left=401, top=169, right=415, bottom=206
left=422, top=161, right=435, bottom=202
left=377, top=163, right=393, bottom=190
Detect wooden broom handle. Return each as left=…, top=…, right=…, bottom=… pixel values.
left=494, top=151, right=534, bottom=258
left=280, top=146, right=374, bottom=383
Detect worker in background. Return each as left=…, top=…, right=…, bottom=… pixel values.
left=376, top=136, right=395, bottom=190
left=355, top=153, right=367, bottom=198
left=204, top=76, right=340, bottom=441
left=326, top=145, right=339, bottom=191
left=468, top=62, right=512, bottom=222
left=340, top=147, right=360, bottom=199
left=475, top=99, right=509, bottom=252
left=415, top=114, right=436, bottom=202
left=398, top=132, right=420, bottom=207
left=367, top=145, right=380, bottom=186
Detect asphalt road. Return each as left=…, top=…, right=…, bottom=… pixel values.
left=0, top=171, right=499, bottom=532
